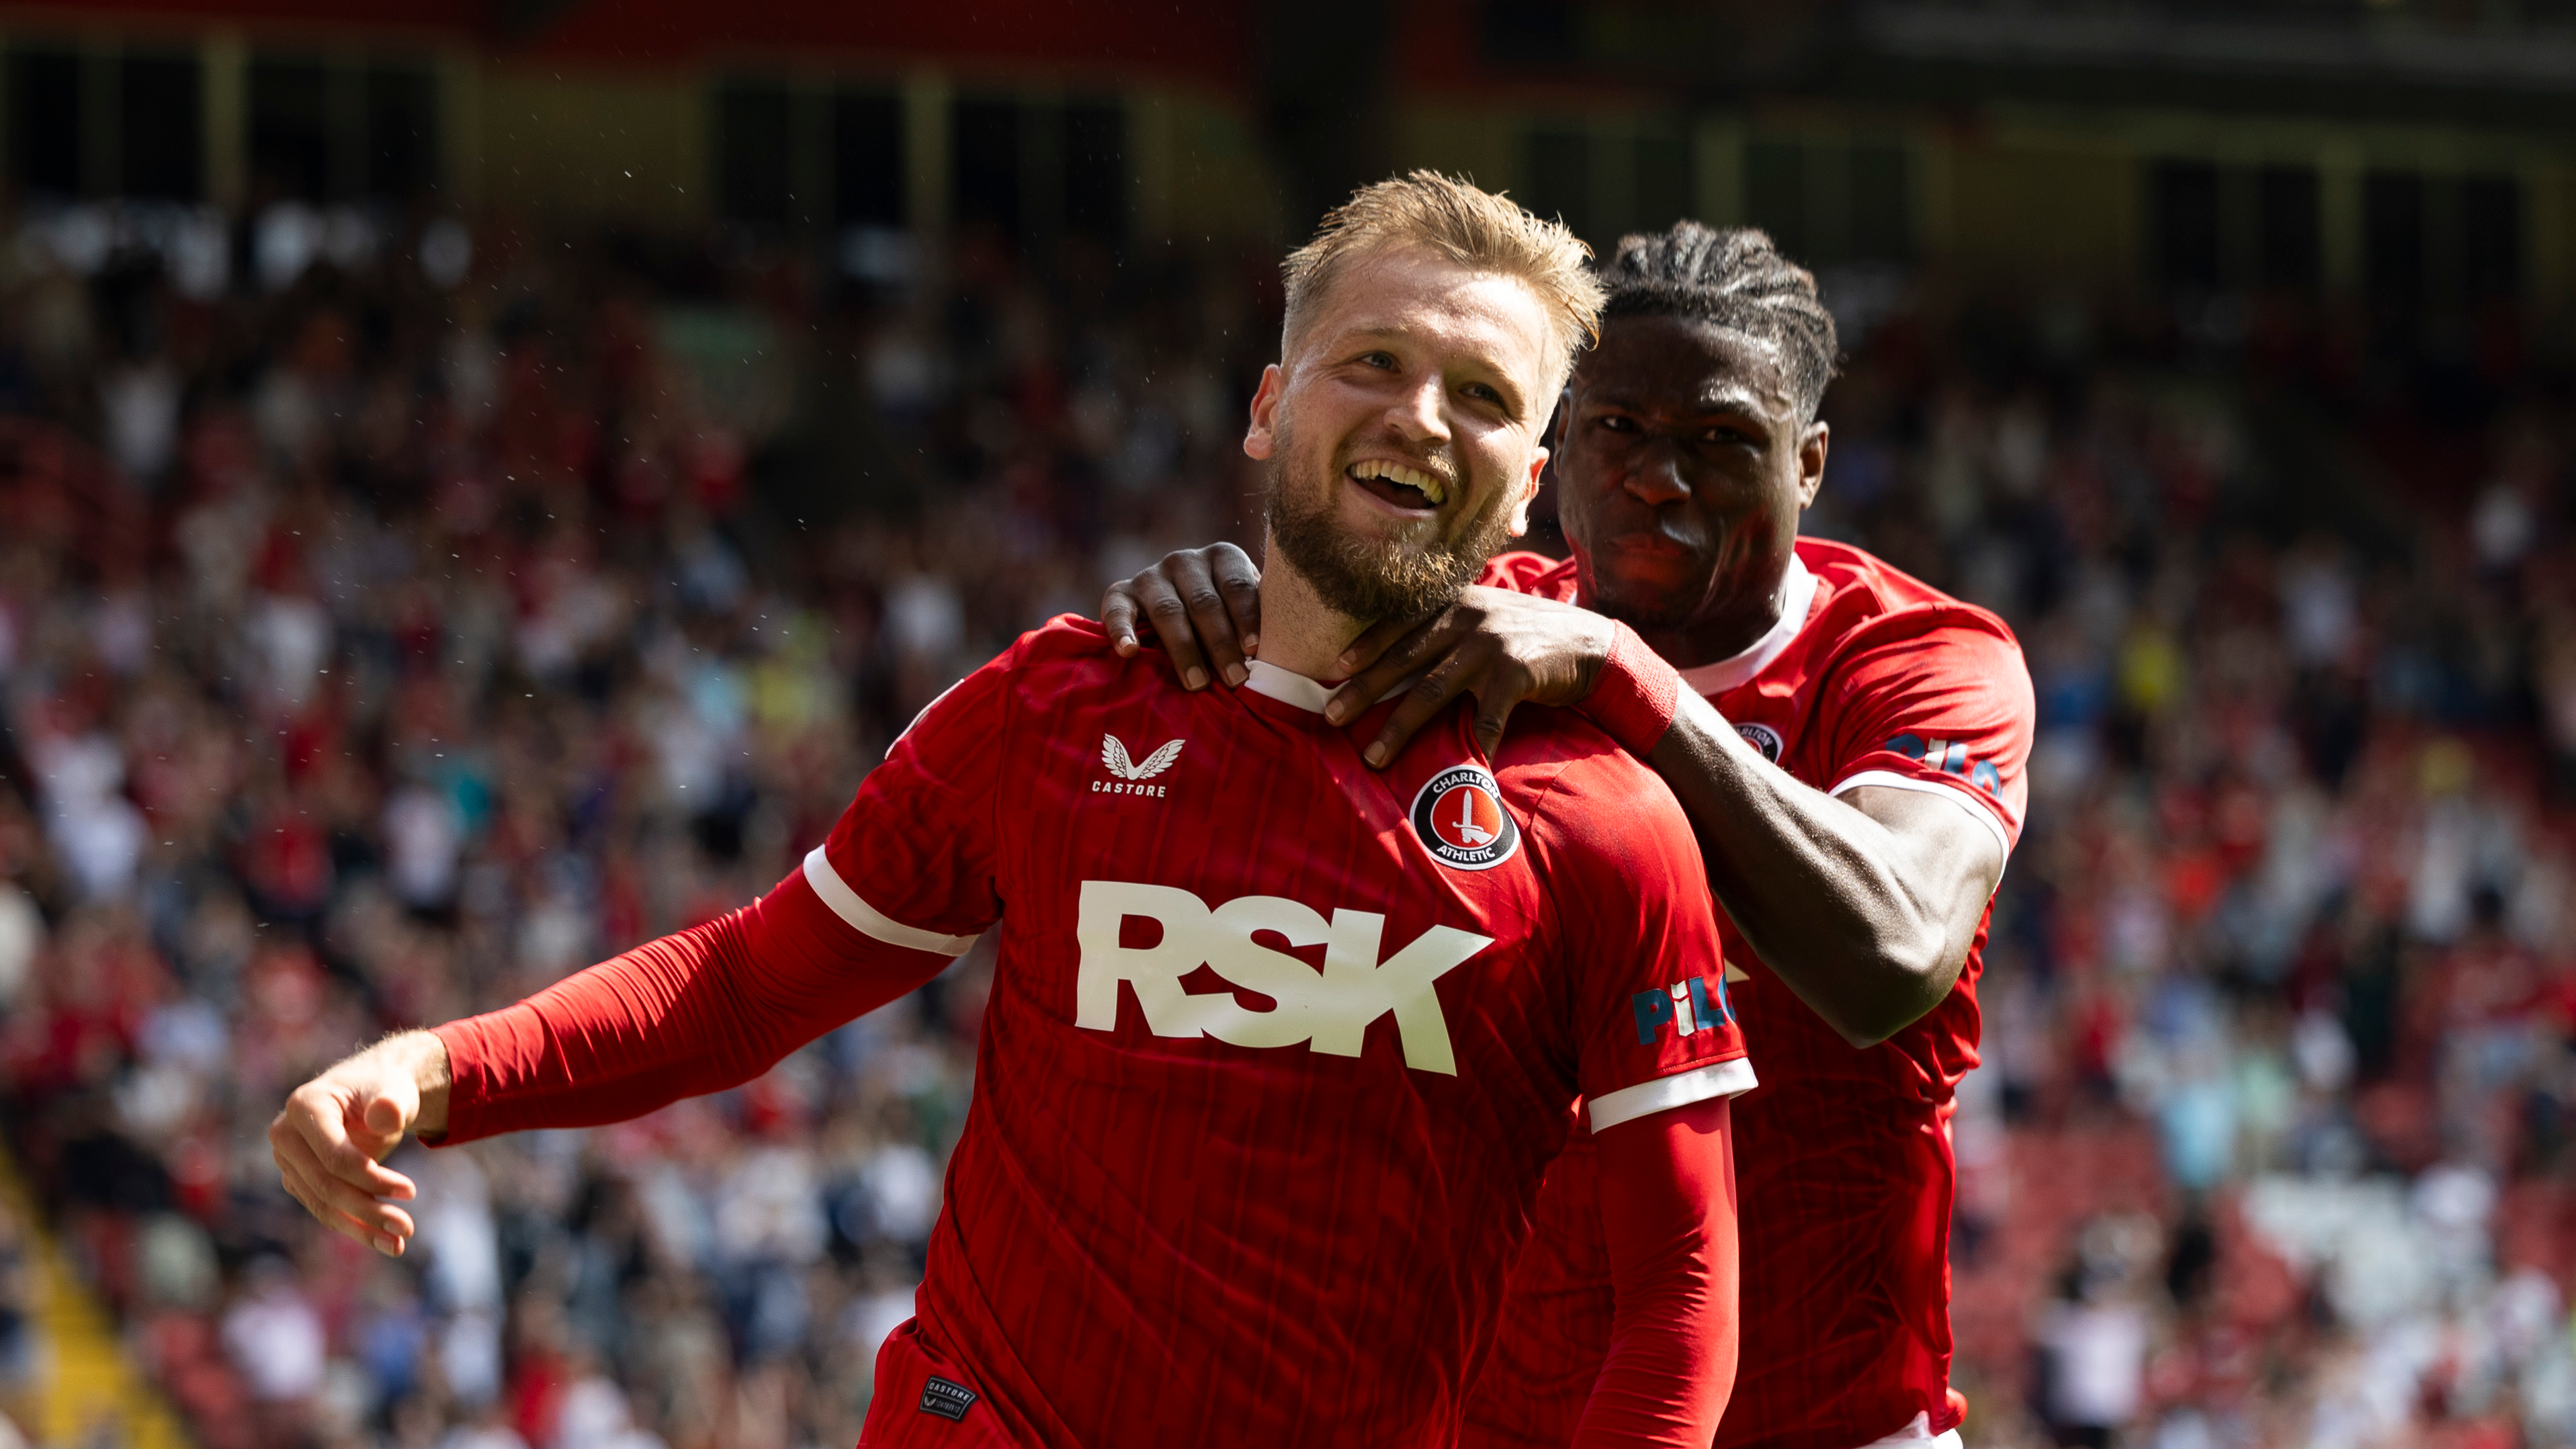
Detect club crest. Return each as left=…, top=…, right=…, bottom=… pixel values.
left=1408, top=765, right=1520, bottom=871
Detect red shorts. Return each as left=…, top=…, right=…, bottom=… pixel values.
left=857, top=1319, right=1019, bottom=1448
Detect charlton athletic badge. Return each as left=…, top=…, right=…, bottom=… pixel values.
left=1409, top=765, right=1521, bottom=871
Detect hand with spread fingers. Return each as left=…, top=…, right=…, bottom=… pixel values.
left=1317, top=586, right=1617, bottom=767
left=1103, top=548, right=1620, bottom=769
left=1101, top=541, right=1264, bottom=692
left=267, top=1030, right=452, bottom=1257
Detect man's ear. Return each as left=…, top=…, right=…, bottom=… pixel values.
left=1244, top=364, right=1285, bottom=460
left=1506, top=447, right=1546, bottom=537
left=1797, top=420, right=1830, bottom=509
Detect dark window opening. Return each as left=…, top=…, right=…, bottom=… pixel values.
left=715, top=83, right=793, bottom=226
left=2363, top=170, right=2425, bottom=302
left=2461, top=177, right=2520, bottom=302
left=1633, top=132, right=1691, bottom=240
left=1522, top=128, right=1590, bottom=243
left=120, top=53, right=202, bottom=200
left=365, top=67, right=437, bottom=202
left=9, top=48, right=83, bottom=197
left=832, top=91, right=904, bottom=228
left=950, top=96, right=1021, bottom=236
left=250, top=58, right=331, bottom=203
left=2150, top=159, right=2221, bottom=290
left=1062, top=101, right=1126, bottom=242
left=1746, top=140, right=1805, bottom=259
left=2256, top=165, right=2319, bottom=290
left=1850, top=143, right=1912, bottom=262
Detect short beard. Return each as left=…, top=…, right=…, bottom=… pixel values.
left=1264, top=439, right=1518, bottom=627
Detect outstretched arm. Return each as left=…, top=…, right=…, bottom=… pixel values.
left=270, top=866, right=959, bottom=1256
left=1573, top=1095, right=1739, bottom=1448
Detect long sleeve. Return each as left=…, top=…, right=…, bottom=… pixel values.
left=429, top=867, right=956, bottom=1143
left=1570, top=1094, right=1740, bottom=1448
left=429, top=635, right=1027, bottom=1145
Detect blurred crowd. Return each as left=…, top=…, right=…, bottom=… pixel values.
left=0, top=201, right=2567, bottom=1449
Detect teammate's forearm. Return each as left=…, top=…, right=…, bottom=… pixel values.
left=433, top=869, right=950, bottom=1142
left=1648, top=690, right=1961, bottom=1045
left=1574, top=1096, right=1737, bottom=1448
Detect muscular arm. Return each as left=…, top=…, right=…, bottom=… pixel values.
left=1102, top=552, right=2006, bottom=1047
left=1574, top=1095, right=1740, bottom=1447
left=1646, top=690, right=2001, bottom=1045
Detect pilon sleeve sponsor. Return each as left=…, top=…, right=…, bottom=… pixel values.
left=1632, top=973, right=1730, bottom=1045
left=1884, top=732, right=2004, bottom=796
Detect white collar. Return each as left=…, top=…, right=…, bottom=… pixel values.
left=1243, top=660, right=1336, bottom=713
left=1241, top=660, right=1422, bottom=715
left=1673, top=555, right=1817, bottom=697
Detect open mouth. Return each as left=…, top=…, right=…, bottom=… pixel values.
left=1347, top=457, right=1450, bottom=513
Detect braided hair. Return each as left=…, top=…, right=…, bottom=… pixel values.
left=1596, top=222, right=1840, bottom=424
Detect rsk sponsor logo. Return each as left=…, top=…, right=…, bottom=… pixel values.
left=1096, top=733, right=1184, bottom=797
left=1408, top=765, right=1520, bottom=871
left=1075, top=880, right=1492, bottom=1074
left=1632, top=973, right=1731, bottom=1045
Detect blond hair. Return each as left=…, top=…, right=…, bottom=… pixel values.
left=1280, top=171, right=1604, bottom=390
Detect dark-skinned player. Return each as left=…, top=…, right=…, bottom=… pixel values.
left=1103, top=223, right=2034, bottom=1449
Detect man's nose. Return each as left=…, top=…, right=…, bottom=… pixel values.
left=1625, top=441, right=1690, bottom=506
left=1385, top=374, right=1451, bottom=445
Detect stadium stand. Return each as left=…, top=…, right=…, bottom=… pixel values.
left=0, top=197, right=2571, bottom=1448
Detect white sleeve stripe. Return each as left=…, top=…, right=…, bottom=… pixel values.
left=1829, top=770, right=2014, bottom=868
left=801, top=846, right=979, bottom=956
left=1586, top=1057, right=1758, bottom=1133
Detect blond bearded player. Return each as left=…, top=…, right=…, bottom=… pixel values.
left=271, top=175, right=1756, bottom=1448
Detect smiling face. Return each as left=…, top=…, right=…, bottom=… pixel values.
left=1554, top=312, right=1828, bottom=662
left=1245, top=245, right=1560, bottom=624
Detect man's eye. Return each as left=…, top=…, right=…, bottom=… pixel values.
left=1361, top=351, right=1397, bottom=369
left=1597, top=416, right=1637, bottom=432
left=1463, top=382, right=1500, bottom=403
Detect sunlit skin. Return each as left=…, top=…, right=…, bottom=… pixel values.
left=269, top=243, right=1574, bottom=1262
left=1104, top=308, right=2008, bottom=1047
left=1238, top=243, right=1555, bottom=678
left=1554, top=314, right=1826, bottom=668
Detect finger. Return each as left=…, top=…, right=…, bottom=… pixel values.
left=361, top=1082, right=418, bottom=1146
left=273, top=1126, right=415, bottom=1227
left=1362, top=654, right=1481, bottom=769
left=1207, top=543, right=1263, bottom=660
left=280, top=1094, right=415, bottom=1198
left=1471, top=692, right=1523, bottom=763
left=1101, top=583, right=1142, bottom=656
left=284, top=1155, right=419, bottom=1241
left=277, top=1159, right=411, bottom=1255
left=1168, top=552, right=1251, bottom=689
left=1332, top=613, right=1427, bottom=682
left=1326, top=611, right=1471, bottom=726
left=1137, top=576, right=1212, bottom=691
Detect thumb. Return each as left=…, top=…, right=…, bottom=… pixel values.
left=361, top=1075, right=419, bottom=1141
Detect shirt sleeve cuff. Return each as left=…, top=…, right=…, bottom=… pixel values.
left=1586, top=1057, right=1758, bottom=1133
left=1578, top=622, right=1684, bottom=756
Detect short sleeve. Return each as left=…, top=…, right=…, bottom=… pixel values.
left=1525, top=753, right=1755, bottom=1133
left=800, top=646, right=1020, bottom=955
left=1816, top=611, right=2034, bottom=862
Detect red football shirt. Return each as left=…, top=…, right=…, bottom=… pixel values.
left=1468, top=539, right=2034, bottom=1449
left=439, top=616, right=1753, bottom=1448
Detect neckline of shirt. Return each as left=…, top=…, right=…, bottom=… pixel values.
left=1243, top=660, right=1337, bottom=713
left=1673, top=554, right=1819, bottom=697
left=1240, top=660, right=1422, bottom=715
